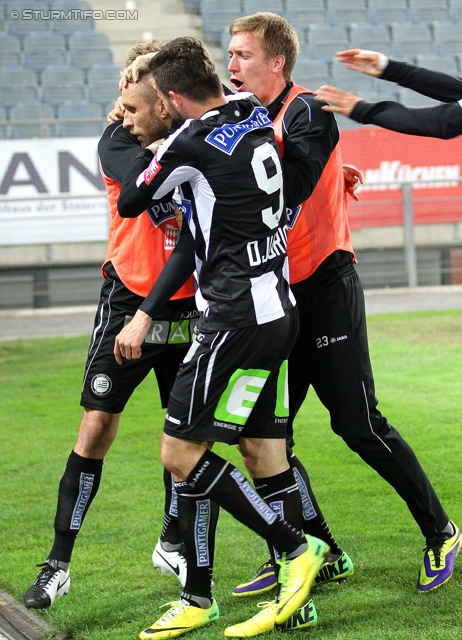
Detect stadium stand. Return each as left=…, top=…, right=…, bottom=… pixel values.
left=1, top=0, right=462, bottom=137
left=0, top=0, right=115, bottom=137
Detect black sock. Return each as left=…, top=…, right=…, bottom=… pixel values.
left=288, top=447, right=343, bottom=556
left=254, top=467, right=304, bottom=563
left=160, top=468, right=182, bottom=546
left=177, top=486, right=219, bottom=604
left=178, top=450, right=305, bottom=557
left=49, top=450, right=103, bottom=563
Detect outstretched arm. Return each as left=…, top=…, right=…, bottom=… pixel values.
left=335, top=48, right=462, bottom=103
left=315, top=84, right=462, bottom=139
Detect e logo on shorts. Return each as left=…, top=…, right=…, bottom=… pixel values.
left=91, top=374, right=112, bottom=396
left=214, top=368, right=270, bottom=426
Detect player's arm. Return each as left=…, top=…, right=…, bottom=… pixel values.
left=380, top=59, right=462, bottom=104
left=315, top=83, right=462, bottom=139
left=98, top=121, right=143, bottom=183
left=118, top=132, right=198, bottom=218
left=351, top=99, right=462, bottom=139
left=336, top=49, right=462, bottom=103
left=279, top=95, right=339, bottom=207
left=114, top=223, right=196, bottom=363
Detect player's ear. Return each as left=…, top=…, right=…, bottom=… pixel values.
left=273, top=54, right=285, bottom=74
left=158, top=98, right=170, bottom=121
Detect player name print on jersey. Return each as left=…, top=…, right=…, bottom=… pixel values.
left=205, top=106, right=272, bottom=155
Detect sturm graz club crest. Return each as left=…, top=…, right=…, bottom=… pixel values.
left=91, top=374, right=112, bottom=396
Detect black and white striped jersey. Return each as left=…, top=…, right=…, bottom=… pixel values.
left=118, top=93, right=295, bottom=331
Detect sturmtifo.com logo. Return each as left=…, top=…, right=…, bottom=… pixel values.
left=91, top=374, right=112, bottom=396
left=9, top=9, right=138, bottom=20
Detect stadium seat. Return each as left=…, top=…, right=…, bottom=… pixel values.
left=0, top=84, right=40, bottom=108
left=71, top=47, right=114, bottom=69
left=41, top=65, right=85, bottom=86
left=68, top=31, right=111, bottom=51
left=23, top=32, right=68, bottom=70
left=221, top=27, right=232, bottom=65
left=414, top=53, right=458, bottom=73
left=432, top=21, right=462, bottom=55
left=288, top=8, right=327, bottom=27
left=368, top=0, right=410, bottom=24
left=307, top=25, right=349, bottom=60
left=58, top=100, right=104, bottom=137
left=201, top=0, right=242, bottom=44
left=53, top=11, right=95, bottom=34
left=398, top=87, right=443, bottom=106
left=242, top=0, right=284, bottom=15
left=327, top=0, right=368, bottom=26
left=391, top=23, right=435, bottom=57
left=349, top=24, right=393, bottom=57
left=8, top=7, right=52, bottom=35
left=0, top=66, right=38, bottom=86
left=455, top=53, right=462, bottom=72
left=0, top=51, right=22, bottom=66
left=361, top=89, right=401, bottom=102
left=286, top=0, right=327, bottom=25
left=331, top=63, right=378, bottom=93
left=44, top=83, right=87, bottom=106
left=448, top=0, right=462, bottom=20
left=87, top=64, right=121, bottom=86
left=408, top=0, right=450, bottom=23
left=10, top=101, right=56, bottom=138
left=292, top=58, right=330, bottom=89
left=0, top=33, right=21, bottom=53
left=89, top=82, right=118, bottom=105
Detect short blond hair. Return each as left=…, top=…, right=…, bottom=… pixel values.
left=230, top=12, right=299, bottom=82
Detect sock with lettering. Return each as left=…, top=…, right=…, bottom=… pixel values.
left=49, top=450, right=103, bottom=563
left=254, top=467, right=304, bottom=569
left=177, top=487, right=219, bottom=604
left=288, top=447, right=342, bottom=556
left=177, top=450, right=305, bottom=558
left=160, top=468, right=182, bottom=546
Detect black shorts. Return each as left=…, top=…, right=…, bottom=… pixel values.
left=164, top=306, right=299, bottom=445
left=80, top=276, right=197, bottom=413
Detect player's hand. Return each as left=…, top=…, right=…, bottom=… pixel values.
left=146, top=138, right=165, bottom=155
left=335, top=49, right=388, bottom=77
left=107, top=96, right=125, bottom=122
left=114, top=309, right=152, bottom=364
left=174, top=206, right=183, bottom=228
left=314, top=85, right=364, bottom=116
left=121, top=52, right=157, bottom=90
left=343, top=164, right=364, bottom=201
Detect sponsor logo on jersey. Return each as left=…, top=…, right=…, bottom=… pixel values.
left=205, top=106, right=272, bottom=155
left=286, top=205, right=302, bottom=229
left=195, top=500, right=211, bottom=566
left=143, top=156, right=162, bottom=185
left=91, top=373, right=112, bottom=396
left=145, top=200, right=177, bottom=227
left=164, top=224, right=180, bottom=250
left=175, top=198, right=193, bottom=225
left=70, top=473, right=94, bottom=530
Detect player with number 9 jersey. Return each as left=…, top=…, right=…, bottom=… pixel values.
left=118, top=92, right=296, bottom=331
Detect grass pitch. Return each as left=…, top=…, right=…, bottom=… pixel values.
left=0, top=310, right=461, bottom=639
